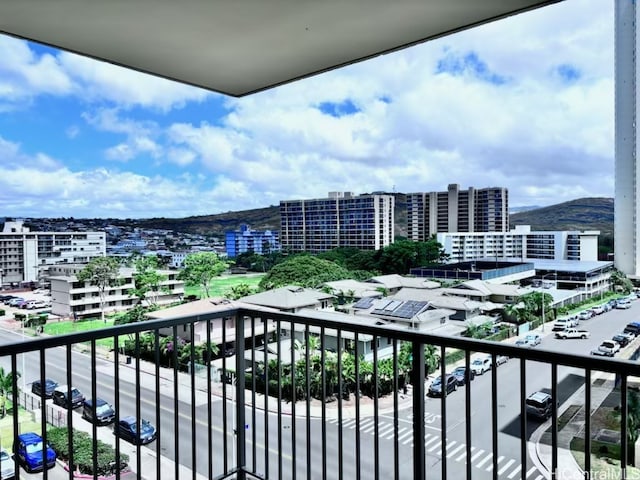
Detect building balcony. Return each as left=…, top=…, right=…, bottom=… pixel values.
left=1, top=306, right=639, bottom=479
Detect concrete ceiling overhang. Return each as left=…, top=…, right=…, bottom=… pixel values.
left=0, top=1, right=560, bottom=97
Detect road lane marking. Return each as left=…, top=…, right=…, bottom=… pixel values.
left=470, top=449, right=485, bottom=462
left=427, top=440, right=442, bottom=453
left=507, top=464, right=522, bottom=478
left=498, top=458, right=516, bottom=475
left=446, top=443, right=465, bottom=458
left=485, top=455, right=503, bottom=471
left=398, top=430, right=413, bottom=444
left=476, top=452, right=493, bottom=468
left=456, top=445, right=474, bottom=462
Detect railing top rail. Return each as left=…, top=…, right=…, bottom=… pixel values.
left=1, top=305, right=638, bottom=376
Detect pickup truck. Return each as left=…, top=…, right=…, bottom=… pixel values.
left=555, top=329, right=590, bottom=340
left=590, top=340, right=620, bottom=357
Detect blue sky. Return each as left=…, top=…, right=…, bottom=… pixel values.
left=0, top=0, right=614, bottom=219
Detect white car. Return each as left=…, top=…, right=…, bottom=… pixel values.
left=0, top=448, right=14, bottom=480
left=470, top=357, right=491, bottom=375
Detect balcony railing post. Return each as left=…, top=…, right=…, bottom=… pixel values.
left=412, top=340, right=425, bottom=480
left=236, top=313, right=247, bottom=480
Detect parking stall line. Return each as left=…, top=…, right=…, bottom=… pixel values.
left=398, top=430, right=414, bottom=444
left=456, top=445, right=474, bottom=463
left=427, top=440, right=442, bottom=453
left=526, top=466, right=538, bottom=478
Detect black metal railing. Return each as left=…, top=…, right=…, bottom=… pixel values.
left=1, top=307, right=640, bottom=480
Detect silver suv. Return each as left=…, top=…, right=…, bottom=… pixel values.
left=526, top=391, right=553, bottom=420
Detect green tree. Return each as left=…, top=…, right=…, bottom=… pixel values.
left=224, top=282, right=258, bottom=300
left=131, top=256, right=167, bottom=306
left=258, top=255, right=353, bottom=290
left=0, top=366, right=20, bottom=417
left=76, top=256, right=121, bottom=323
left=179, top=252, right=228, bottom=298
left=373, top=239, right=448, bottom=274
left=610, top=269, right=634, bottom=295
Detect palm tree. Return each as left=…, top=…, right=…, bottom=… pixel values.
left=0, top=366, right=20, bottom=417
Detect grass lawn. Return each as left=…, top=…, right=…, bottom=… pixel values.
left=184, top=273, right=264, bottom=299
left=0, top=404, right=40, bottom=450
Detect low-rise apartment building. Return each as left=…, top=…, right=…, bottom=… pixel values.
left=0, top=220, right=106, bottom=288
left=49, top=264, right=184, bottom=319
left=437, top=225, right=600, bottom=263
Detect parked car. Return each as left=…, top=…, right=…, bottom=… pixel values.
left=591, top=340, right=621, bottom=357
left=526, top=391, right=554, bottom=420
left=26, top=299, right=48, bottom=310
left=494, top=354, right=509, bottom=366
left=577, top=310, right=594, bottom=320
left=82, top=398, right=116, bottom=425
left=7, top=297, right=25, bottom=307
left=428, top=374, right=457, bottom=397
left=0, top=294, right=17, bottom=303
left=470, top=357, right=491, bottom=375
left=612, top=333, right=634, bottom=347
left=0, top=448, right=15, bottom=480
left=552, top=318, right=578, bottom=331
left=14, top=432, right=56, bottom=473
left=52, top=385, right=85, bottom=409
left=590, top=305, right=606, bottom=315
left=113, top=416, right=157, bottom=445
left=616, top=299, right=632, bottom=310
left=524, top=333, right=542, bottom=346
left=451, top=366, right=475, bottom=386
left=624, top=322, right=640, bottom=337
left=31, top=378, right=58, bottom=399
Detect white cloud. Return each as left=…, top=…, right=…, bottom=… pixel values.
left=0, top=0, right=618, bottom=217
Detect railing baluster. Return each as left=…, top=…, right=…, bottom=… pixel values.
left=222, top=317, right=228, bottom=473
left=355, top=332, right=362, bottom=480
left=321, top=327, right=327, bottom=480
left=135, top=332, right=142, bottom=476
left=190, top=320, right=197, bottom=480
left=277, top=318, right=283, bottom=480
left=520, top=356, right=527, bottom=480
left=551, top=363, right=558, bottom=480
left=584, top=368, right=591, bottom=479
left=113, top=335, right=121, bottom=480
left=171, top=326, right=179, bottom=479
left=154, top=328, right=161, bottom=479
left=440, top=344, right=447, bottom=480
left=91, top=340, right=98, bottom=478
left=236, top=313, right=247, bottom=480
left=373, top=334, right=379, bottom=480
left=290, top=319, right=297, bottom=480
left=251, top=316, right=257, bottom=474
left=412, top=340, right=426, bottom=480
left=39, top=347, right=48, bottom=480
left=65, top=345, right=74, bottom=480
left=264, top=317, right=270, bottom=477
left=305, top=325, right=311, bottom=480
left=621, top=374, right=628, bottom=480
left=491, top=352, right=499, bottom=480
left=337, top=329, right=344, bottom=480
left=393, top=339, right=400, bottom=480
left=465, top=349, right=472, bottom=480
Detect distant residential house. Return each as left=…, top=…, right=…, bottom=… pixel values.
left=239, top=285, right=334, bottom=313
left=365, top=274, right=440, bottom=295
left=146, top=298, right=278, bottom=347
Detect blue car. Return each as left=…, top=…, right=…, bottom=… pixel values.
left=14, top=432, right=56, bottom=473
left=114, top=416, right=157, bottom=445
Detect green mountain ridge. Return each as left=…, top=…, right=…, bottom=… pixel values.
left=136, top=196, right=614, bottom=240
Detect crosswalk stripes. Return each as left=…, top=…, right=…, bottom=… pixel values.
left=327, top=416, right=545, bottom=479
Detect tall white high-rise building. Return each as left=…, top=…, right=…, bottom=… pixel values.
left=615, top=1, right=640, bottom=277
